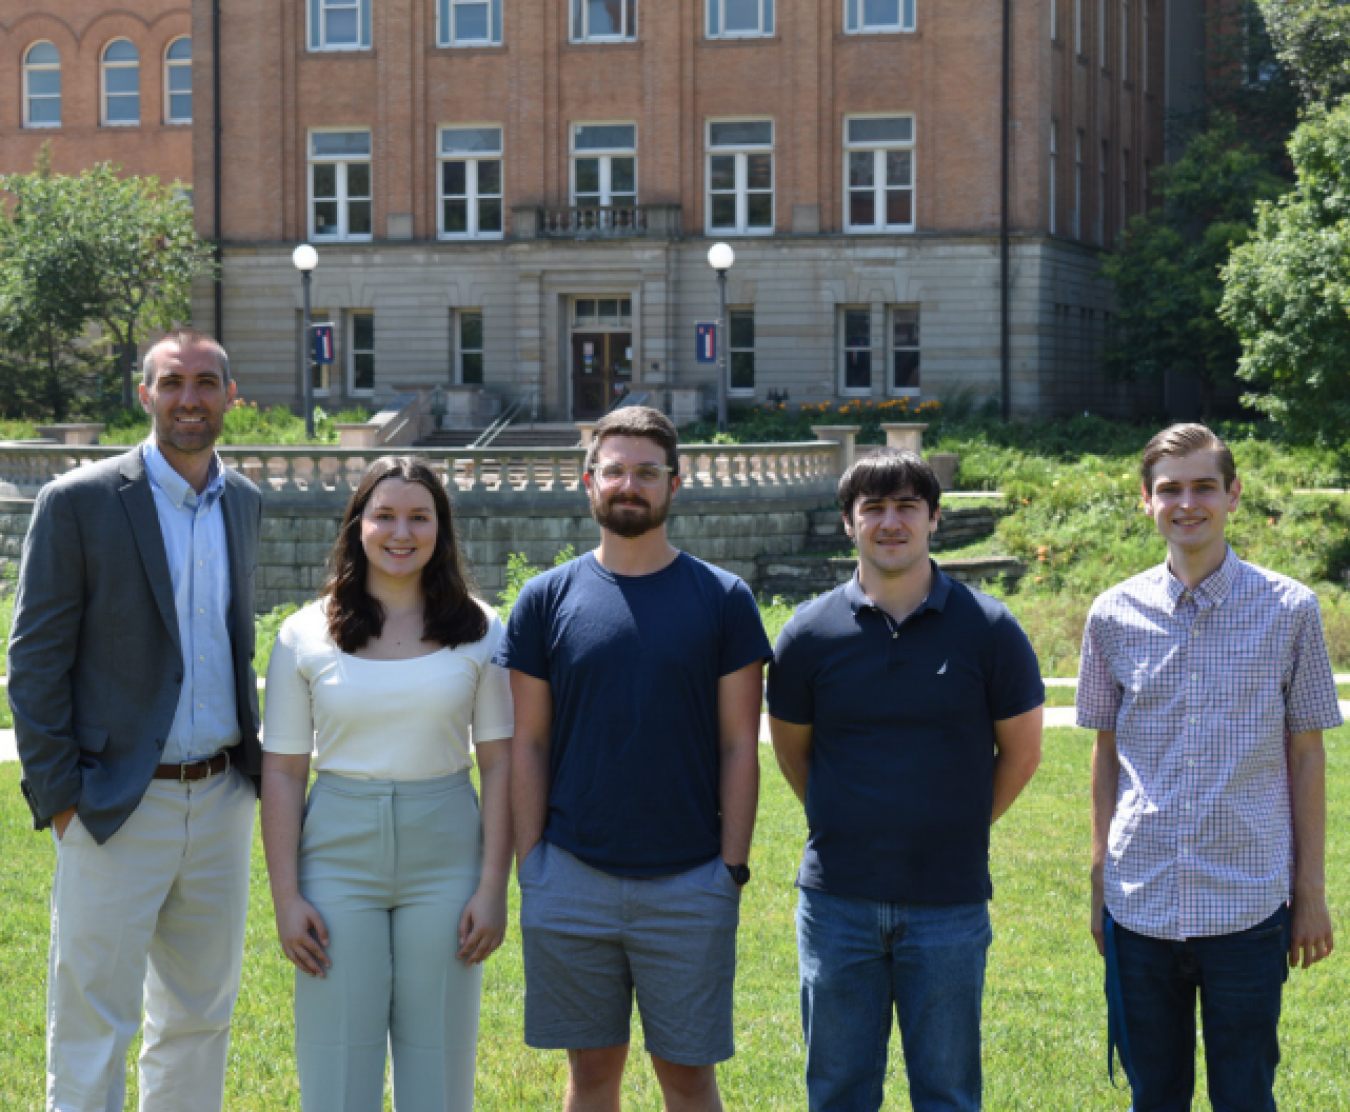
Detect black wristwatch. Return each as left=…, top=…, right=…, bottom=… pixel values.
left=725, top=862, right=751, bottom=887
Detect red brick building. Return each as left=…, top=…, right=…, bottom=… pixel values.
left=0, top=1, right=193, bottom=184
left=4, top=0, right=1207, bottom=421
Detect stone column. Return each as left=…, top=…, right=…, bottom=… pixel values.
left=881, top=422, right=928, bottom=454
left=811, top=424, right=861, bottom=476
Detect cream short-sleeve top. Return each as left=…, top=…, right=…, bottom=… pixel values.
left=261, top=598, right=513, bottom=780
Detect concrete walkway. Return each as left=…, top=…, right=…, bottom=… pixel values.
left=7, top=703, right=1348, bottom=763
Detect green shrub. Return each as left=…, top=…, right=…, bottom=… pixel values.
left=496, top=544, right=577, bottom=618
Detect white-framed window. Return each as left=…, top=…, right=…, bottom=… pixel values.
left=348, top=311, right=375, bottom=395
left=1049, top=121, right=1058, bottom=235
left=309, top=130, right=372, bottom=241
left=1097, top=139, right=1108, bottom=244
left=165, top=37, right=191, bottom=124
left=439, top=126, right=503, bottom=238
left=1074, top=130, right=1083, bottom=239
left=841, top=307, right=873, bottom=393
left=706, top=120, right=773, bottom=235
left=708, top=0, right=774, bottom=38
left=729, top=308, right=755, bottom=395
left=1075, top=0, right=1083, bottom=53
left=457, top=310, right=484, bottom=384
left=571, top=0, right=636, bottom=42
left=844, top=115, right=915, bottom=233
left=845, top=0, right=914, bottom=34
left=23, top=42, right=61, bottom=128
left=309, top=0, right=372, bottom=51
left=890, top=306, right=920, bottom=394
left=439, top=0, right=502, bottom=46
left=102, top=40, right=139, bottom=126
left=571, top=123, right=637, bottom=208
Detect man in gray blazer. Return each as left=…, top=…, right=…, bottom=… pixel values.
left=9, top=328, right=263, bottom=1112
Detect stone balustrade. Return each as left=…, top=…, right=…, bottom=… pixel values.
left=0, top=440, right=843, bottom=503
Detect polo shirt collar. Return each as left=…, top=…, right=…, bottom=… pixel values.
left=1163, top=545, right=1238, bottom=612
left=844, top=560, right=952, bottom=617
left=142, top=438, right=224, bottom=510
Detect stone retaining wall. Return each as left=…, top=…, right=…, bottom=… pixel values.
left=0, top=495, right=824, bottom=613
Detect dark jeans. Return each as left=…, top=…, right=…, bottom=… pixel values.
left=1105, top=905, right=1290, bottom=1112
left=797, top=887, right=992, bottom=1112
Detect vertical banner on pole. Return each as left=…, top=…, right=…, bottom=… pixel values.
left=311, top=323, right=336, bottom=364
left=695, top=321, right=717, bottom=364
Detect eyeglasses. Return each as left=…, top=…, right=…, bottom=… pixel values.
left=590, top=463, right=675, bottom=486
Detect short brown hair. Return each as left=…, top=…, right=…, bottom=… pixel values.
left=584, top=406, right=680, bottom=475
left=838, top=449, right=942, bottom=519
left=1140, top=423, right=1237, bottom=492
left=142, top=328, right=231, bottom=385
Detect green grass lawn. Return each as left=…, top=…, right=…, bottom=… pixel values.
left=2, top=730, right=1347, bottom=1109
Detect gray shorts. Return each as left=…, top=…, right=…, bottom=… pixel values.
left=518, top=841, right=741, bottom=1065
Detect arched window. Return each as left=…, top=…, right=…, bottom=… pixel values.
left=24, top=43, right=61, bottom=127
left=165, top=37, right=191, bottom=123
left=102, top=39, right=140, bottom=125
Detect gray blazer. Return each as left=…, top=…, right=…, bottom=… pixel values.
left=8, top=448, right=263, bottom=844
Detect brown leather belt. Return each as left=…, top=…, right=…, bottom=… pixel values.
left=152, top=751, right=232, bottom=782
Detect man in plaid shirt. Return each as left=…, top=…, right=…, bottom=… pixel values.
left=1078, top=423, right=1340, bottom=1112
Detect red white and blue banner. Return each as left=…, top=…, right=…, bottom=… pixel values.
left=695, top=321, right=717, bottom=364
left=311, top=323, right=335, bottom=365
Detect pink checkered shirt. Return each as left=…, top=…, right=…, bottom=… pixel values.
left=1077, top=547, right=1343, bottom=940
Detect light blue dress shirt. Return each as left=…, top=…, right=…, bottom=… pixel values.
left=142, top=440, right=240, bottom=763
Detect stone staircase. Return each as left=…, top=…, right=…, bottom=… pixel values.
left=759, top=504, right=1025, bottom=597
left=416, top=424, right=581, bottom=449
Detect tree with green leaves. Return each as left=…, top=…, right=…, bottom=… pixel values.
left=1101, top=119, right=1287, bottom=419
left=1255, top=0, right=1350, bottom=107
left=0, top=159, right=213, bottom=411
left=1221, top=101, right=1350, bottom=442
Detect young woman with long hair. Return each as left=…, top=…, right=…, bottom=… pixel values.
left=260, top=456, right=512, bottom=1111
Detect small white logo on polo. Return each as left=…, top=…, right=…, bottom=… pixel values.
left=937, top=660, right=948, bottom=674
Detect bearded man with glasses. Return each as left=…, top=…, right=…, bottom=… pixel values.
left=496, top=406, right=770, bottom=1112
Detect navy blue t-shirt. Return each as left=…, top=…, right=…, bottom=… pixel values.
left=495, top=551, right=771, bottom=876
left=767, top=567, right=1044, bottom=904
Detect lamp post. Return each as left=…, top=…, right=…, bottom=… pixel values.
left=707, top=242, right=735, bottom=432
left=292, top=244, right=319, bottom=439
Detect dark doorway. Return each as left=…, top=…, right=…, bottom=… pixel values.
left=571, top=331, right=633, bottom=420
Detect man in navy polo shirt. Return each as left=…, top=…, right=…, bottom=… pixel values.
left=768, top=449, right=1044, bottom=1112
left=497, top=406, right=770, bottom=1112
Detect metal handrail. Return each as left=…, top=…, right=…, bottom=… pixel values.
left=470, top=388, right=539, bottom=449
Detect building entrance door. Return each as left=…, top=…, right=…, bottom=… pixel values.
left=571, top=332, right=633, bottom=420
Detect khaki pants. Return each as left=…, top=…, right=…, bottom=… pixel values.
left=46, top=766, right=255, bottom=1112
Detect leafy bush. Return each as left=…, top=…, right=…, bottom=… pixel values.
left=254, top=603, right=300, bottom=678
left=99, top=400, right=371, bottom=447
left=496, top=544, right=577, bottom=618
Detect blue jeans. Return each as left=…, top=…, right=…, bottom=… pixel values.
left=1106, top=905, right=1290, bottom=1112
left=797, top=886, right=992, bottom=1112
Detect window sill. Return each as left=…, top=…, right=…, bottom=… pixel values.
left=705, top=228, right=776, bottom=237
left=437, top=233, right=506, bottom=242
left=23, top=122, right=62, bottom=130
left=303, top=49, right=377, bottom=60
left=888, top=388, right=921, bottom=398
left=164, top=120, right=193, bottom=128
left=701, top=35, right=780, bottom=46
left=102, top=121, right=142, bottom=128
left=565, top=38, right=640, bottom=50
left=845, top=226, right=916, bottom=235
left=311, top=236, right=374, bottom=244
left=431, top=42, right=506, bottom=55
left=842, top=27, right=915, bottom=36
